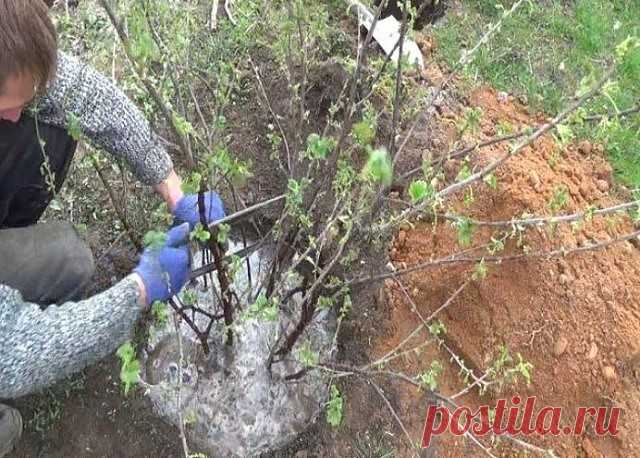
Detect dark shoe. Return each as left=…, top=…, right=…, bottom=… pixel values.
left=0, top=404, right=22, bottom=458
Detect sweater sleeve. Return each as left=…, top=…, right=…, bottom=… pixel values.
left=0, top=276, right=142, bottom=399
left=35, top=51, right=174, bottom=186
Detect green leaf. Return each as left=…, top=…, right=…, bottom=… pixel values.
left=615, top=36, right=640, bottom=60
left=317, top=296, right=335, bottom=309
left=428, top=321, right=446, bottom=337
left=408, top=180, right=430, bottom=204
left=120, top=359, right=140, bottom=395
left=67, top=113, right=83, bottom=141
left=306, top=133, right=335, bottom=160
left=180, top=289, right=198, bottom=306
left=152, top=301, right=169, bottom=327
left=190, top=223, right=211, bottom=243
left=246, top=293, right=279, bottom=322
left=143, top=230, right=167, bottom=249
left=181, top=172, right=202, bottom=195
left=116, top=342, right=136, bottom=362
left=326, top=385, right=343, bottom=427
left=472, top=259, right=488, bottom=281
left=483, top=173, right=498, bottom=190
left=554, top=124, right=574, bottom=146
left=352, top=119, right=376, bottom=147
left=340, top=294, right=352, bottom=319
left=287, top=179, right=304, bottom=207
left=297, top=341, right=319, bottom=367
left=362, top=147, right=393, bottom=186
left=173, top=114, right=194, bottom=137
left=217, top=223, right=231, bottom=244
left=184, top=410, right=198, bottom=425
left=418, top=360, right=444, bottom=391
left=456, top=164, right=472, bottom=182
left=455, top=218, right=475, bottom=247
left=116, top=341, right=140, bottom=395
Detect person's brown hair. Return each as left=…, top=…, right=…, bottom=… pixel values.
left=0, top=0, right=58, bottom=94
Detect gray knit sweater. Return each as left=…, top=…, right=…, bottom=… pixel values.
left=0, top=52, right=174, bottom=399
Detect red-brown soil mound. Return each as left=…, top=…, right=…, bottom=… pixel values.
left=380, top=87, right=640, bottom=457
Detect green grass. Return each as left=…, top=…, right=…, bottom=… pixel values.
left=433, top=0, right=640, bottom=188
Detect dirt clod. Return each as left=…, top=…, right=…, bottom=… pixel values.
left=582, top=437, right=603, bottom=458
left=603, top=366, right=617, bottom=380
left=558, top=273, right=571, bottom=286
left=398, top=230, right=407, bottom=247
left=579, top=140, right=593, bottom=155
left=528, top=170, right=542, bottom=190
left=554, top=336, right=569, bottom=356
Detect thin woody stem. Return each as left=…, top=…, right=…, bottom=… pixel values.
left=351, top=228, right=640, bottom=287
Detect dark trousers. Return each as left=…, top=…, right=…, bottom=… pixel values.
left=0, top=116, right=94, bottom=304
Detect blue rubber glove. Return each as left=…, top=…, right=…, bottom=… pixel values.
left=134, top=223, right=191, bottom=305
left=173, top=191, right=226, bottom=229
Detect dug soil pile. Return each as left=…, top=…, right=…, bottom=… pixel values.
left=380, top=87, right=640, bottom=457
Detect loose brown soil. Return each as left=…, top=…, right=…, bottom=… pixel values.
left=379, top=86, right=640, bottom=457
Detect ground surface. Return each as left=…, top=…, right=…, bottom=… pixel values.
left=8, top=2, right=640, bottom=458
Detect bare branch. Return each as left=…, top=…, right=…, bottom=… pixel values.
left=440, top=201, right=639, bottom=228
left=99, top=0, right=196, bottom=168
left=351, top=227, right=640, bottom=287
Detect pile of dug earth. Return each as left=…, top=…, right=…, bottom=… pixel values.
left=379, top=87, right=640, bottom=457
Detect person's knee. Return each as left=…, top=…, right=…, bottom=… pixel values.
left=0, top=222, right=95, bottom=304
left=66, top=242, right=95, bottom=286
left=58, top=226, right=95, bottom=296
left=45, top=222, right=95, bottom=302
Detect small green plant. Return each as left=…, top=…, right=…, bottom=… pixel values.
left=244, top=293, right=278, bottom=322
left=408, top=179, right=432, bottom=204
left=483, top=173, right=498, bottom=190
left=180, top=289, right=198, bottom=306
left=458, top=107, right=484, bottom=136
left=184, top=410, right=198, bottom=426
left=547, top=185, right=570, bottom=212
left=181, top=172, right=203, bottom=195
left=352, top=111, right=377, bottom=147
left=297, top=341, right=319, bottom=367
left=488, top=235, right=506, bottom=254
left=362, top=148, right=393, bottom=186
left=472, top=259, right=488, bottom=281
left=116, top=341, right=141, bottom=395
left=497, top=120, right=515, bottom=136
left=553, top=123, right=575, bottom=147
left=455, top=217, right=475, bottom=247
left=143, top=230, right=167, bottom=249
left=463, top=187, right=475, bottom=206
left=326, top=385, right=344, bottom=427
left=487, top=345, right=534, bottom=392
left=419, top=360, right=444, bottom=391
left=317, top=295, right=335, bottom=309
left=428, top=320, right=446, bottom=337
left=216, top=223, right=231, bottom=244
left=305, top=133, right=336, bottom=160
left=151, top=301, right=169, bottom=327
left=456, top=163, right=472, bottom=182
left=190, top=223, right=211, bottom=243
left=28, top=392, right=63, bottom=435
